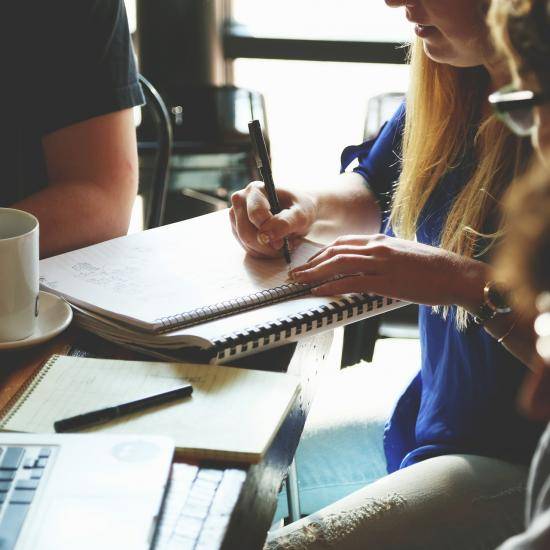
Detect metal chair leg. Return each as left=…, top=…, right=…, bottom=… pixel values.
left=285, top=458, right=301, bottom=523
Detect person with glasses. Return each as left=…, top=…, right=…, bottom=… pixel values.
left=231, top=1, right=546, bottom=549
left=496, top=170, right=550, bottom=550
left=489, top=0, right=550, bottom=151
left=487, top=1, right=550, bottom=547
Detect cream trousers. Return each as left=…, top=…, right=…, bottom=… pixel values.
left=265, top=454, right=528, bottom=550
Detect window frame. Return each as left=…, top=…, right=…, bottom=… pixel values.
left=223, top=22, right=408, bottom=64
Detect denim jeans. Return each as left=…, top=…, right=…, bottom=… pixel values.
left=265, top=454, right=528, bottom=550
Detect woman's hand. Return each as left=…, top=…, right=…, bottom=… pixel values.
left=229, top=181, right=318, bottom=258
left=291, top=234, right=488, bottom=308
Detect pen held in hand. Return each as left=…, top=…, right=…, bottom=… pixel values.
left=248, top=119, right=292, bottom=264
left=53, top=383, right=193, bottom=433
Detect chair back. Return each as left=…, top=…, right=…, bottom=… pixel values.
left=138, top=74, right=173, bottom=229
left=363, top=92, right=405, bottom=141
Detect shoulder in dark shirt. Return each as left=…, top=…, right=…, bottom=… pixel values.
left=1, top=0, right=144, bottom=206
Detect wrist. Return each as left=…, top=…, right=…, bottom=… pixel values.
left=473, top=281, right=513, bottom=325
left=452, top=257, right=488, bottom=313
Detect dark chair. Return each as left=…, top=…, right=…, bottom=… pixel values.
left=137, top=74, right=173, bottom=230
left=363, top=92, right=406, bottom=140
left=278, top=94, right=419, bottom=527
left=341, top=92, right=417, bottom=367
left=158, top=85, right=268, bottom=224
left=365, top=93, right=419, bottom=341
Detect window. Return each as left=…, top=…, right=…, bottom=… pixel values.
left=231, top=0, right=411, bottom=42
left=234, top=59, right=408, bottom=185
left=232, top=1, right=411, bottom=185
left=124, top=0, right=137, bottom=34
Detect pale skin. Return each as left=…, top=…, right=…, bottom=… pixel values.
left=12, top=109, right=138, bottom=259
left=229, top=0, right=538, bottom=369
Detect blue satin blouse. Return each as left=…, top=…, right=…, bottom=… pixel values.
left=341, top=103, right=542, bottom=472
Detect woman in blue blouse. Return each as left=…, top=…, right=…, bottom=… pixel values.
left=231, top=0, right=543, bottom=548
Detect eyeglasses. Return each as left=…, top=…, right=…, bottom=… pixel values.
left=488, top=86, right=550, bottom=137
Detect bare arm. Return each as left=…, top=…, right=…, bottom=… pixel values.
left=305, top=172, right=383, bottom=243
left=12, top=109, right=138, bottom=258
left=292, top=233, right=542, bottom=371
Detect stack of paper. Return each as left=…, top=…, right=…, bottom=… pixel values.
left=40, top=211, right=404, bottom=363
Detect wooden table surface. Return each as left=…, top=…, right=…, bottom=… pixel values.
left=0, top=326, right=343, bottom=549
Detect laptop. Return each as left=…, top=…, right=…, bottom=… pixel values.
left=0, top=432, right=174, bottom=550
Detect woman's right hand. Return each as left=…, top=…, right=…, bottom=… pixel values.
left=229, top=181, right=318, bottom=258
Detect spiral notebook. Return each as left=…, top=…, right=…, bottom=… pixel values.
left=0, top=355, right=300, bottom=464
left=40, top=210, right=404, bottom=363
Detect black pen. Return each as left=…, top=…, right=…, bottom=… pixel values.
left=248, top=120, right=292, bottom=264
left=53, top=384, right=193, bottom=433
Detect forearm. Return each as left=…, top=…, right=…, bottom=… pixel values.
left=306, top=172, right=382, bottom=241
left=13, top=180, right=136, bottom=258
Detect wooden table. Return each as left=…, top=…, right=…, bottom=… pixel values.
left=0, top=325, right=343, bottom=550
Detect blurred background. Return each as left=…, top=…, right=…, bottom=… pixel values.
left=125, top=0, right=411, bottom=227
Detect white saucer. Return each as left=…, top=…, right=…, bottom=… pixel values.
left=0, top=291, right=73, bottom=350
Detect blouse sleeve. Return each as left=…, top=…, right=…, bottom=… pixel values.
left=340, top=102, right=405, bottom=229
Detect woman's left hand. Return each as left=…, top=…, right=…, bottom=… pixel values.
left=291, top=234, right=487, bottom=308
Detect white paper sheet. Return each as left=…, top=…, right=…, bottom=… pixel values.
left=40, top=210, right=322, bottom=331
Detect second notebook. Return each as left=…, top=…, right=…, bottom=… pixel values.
left=0, top=355, right=299, bottom=464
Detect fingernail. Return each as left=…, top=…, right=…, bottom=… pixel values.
left=258, top=232, right=270, bottom=245
left=293, top=271, right=305, bottom=282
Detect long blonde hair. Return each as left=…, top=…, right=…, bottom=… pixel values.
left=389, top=39, right=530, bottom=328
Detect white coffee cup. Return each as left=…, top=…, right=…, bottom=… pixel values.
left=0, top=208, right=39, bottom=342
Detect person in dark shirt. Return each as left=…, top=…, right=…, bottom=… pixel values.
left=2, top=1, right=144, bottom=257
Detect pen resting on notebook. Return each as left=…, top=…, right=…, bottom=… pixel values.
left=54, top=384, right=193, bottom=433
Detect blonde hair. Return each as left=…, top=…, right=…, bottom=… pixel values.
left=389, top=39, right=530, bottom=329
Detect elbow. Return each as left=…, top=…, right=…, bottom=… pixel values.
left=117, top=169, right=139, bottom=236
left=99, top=165, right=139, bottom=240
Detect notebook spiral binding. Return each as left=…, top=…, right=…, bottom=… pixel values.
left=0, top=354, right=59, bottom=428
left=212, top=294, right=396, bottom=361
left=155, top=282, right=312, bottom=333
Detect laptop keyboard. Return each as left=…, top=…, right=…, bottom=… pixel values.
left=0, top=445, right=53, bottom=550
left=0, top=448, right=246, bottom=550
left=155, top=463, right=246, bottom=550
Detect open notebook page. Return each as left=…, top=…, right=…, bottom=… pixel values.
left=1, top=356, right=299, bottom=463
left=40, top=210, right=323, bottom=332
